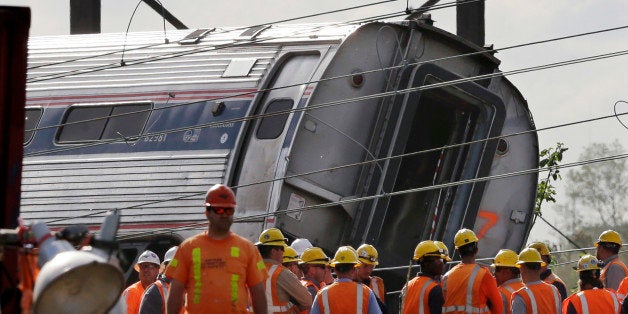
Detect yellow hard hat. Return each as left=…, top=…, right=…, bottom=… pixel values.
left=527, top=242, right=550, bottom=256
left=516, top=248, right=546, bottom=267
left=356, top=244, right=379, bottom=266
left=330, top=246, right=359, bottom=266
left=413, top=240, right=443, bottom=261
left=299, top=247, right=330, bottom=265
left=435, top=241, right=452, bottom=262
left=576, top=254, right=601, bottom=272
left=256, top=228, right=288, bottom=247
left=454, top=228, right=479, bottom=248
left=283, top=246, right=300, bottom=263
left=595, top=230, right=622, bottom=246
left=491, top=249, right=519, bottom=268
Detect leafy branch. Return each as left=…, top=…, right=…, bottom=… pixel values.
left=535, top=143, right=568, bottom=215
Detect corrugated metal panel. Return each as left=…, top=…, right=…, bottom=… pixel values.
left=20, top=151, right=229, bottom=227
left=26, top=24, right=357, bottom=93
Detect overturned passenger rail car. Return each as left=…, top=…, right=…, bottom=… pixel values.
left=22, top=19, right=538, bottom=291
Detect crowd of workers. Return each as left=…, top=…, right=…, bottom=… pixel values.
left=121, top=184, right=628, bottom=314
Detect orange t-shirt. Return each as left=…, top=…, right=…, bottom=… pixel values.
left=165, top=231, right=268, bottom=313
left=122, top=281, right=145, bottom=314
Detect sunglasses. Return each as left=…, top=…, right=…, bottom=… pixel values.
left=206, top=206, right=235, bottom=215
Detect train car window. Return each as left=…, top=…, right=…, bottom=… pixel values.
left=24, top=108, right=43, bottom=145
left=57, top=102, right=152, bottom=143
left=101, top=105, right=151, bottom=140
left=256, top=99, right=294, bottom=140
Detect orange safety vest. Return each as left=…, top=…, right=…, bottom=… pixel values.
left=512, top=282, right=561, bottom=314
left=369, top=276, right=385, bottom=302
left=601, top=259, right=628, bottom=288
left=498, top=279, right=524, bottom=314
left=543, top=272, right=566, bottom=288
left=301, top=278, right=325, bottom=292
left=148, top=280, right=185, bottom=314
left=122, top=281, right=145, bottom=314
left=401, top=276, right=439, bottom=314
left=441, top=264, right=491, bottom=314
left=617, top=277, right=628, bottom=303
left=316, top=281, right=370, bottom=314
left=265, top=262, right=295, bottom=314
left=562, top=288, right=619, bottom=314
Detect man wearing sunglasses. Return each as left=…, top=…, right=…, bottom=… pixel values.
left=165, top=184, right=269, bottom=314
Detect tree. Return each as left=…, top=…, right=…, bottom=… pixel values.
left=565, top=140, right=627, bottom=228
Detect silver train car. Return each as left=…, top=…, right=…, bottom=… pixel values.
left=21, top=18, right=538, bottom=292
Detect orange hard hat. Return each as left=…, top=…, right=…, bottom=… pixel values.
left=204, top=184, right=236, bottom=208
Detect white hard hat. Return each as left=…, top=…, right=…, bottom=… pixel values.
left=291, top=238, right=313, bottom=256
left=134, top=250, right=160, bottom=272
left=163, top=246, right=178, bottom=264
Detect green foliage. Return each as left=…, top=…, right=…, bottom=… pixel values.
left=535, top=143, right=568, bottom=215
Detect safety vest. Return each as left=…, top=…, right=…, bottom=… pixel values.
left=369, top=276, right=385, bottom=302
left=601, top=259, right=628, bottom=288
left=301, top=278, right=325, bottom=293
left=441, top=264, right=491, bottom=314
left=543, top=272, right=565, bottom=288
left=316, top=281, right=370, bottom=314
left=617, top=277, right=628, bottom=302
left=497, top=278, right=524, bottom=314
left=563, top=288, right=619, bottom=314
left=265, top=262, right=295, bottom=314
left=512, top=282, right=561, bottom=314
left=401, top=276, right=439, bottom=314
left=155, top=281, right=168, bottom=313
left=122, top=281, right=145, bottom=314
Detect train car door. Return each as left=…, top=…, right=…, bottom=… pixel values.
left=231, top=53, right=320, bottom=239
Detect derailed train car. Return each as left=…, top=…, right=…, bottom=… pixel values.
left=21, top=16, right=538, bottom=294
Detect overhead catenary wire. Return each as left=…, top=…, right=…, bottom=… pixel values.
left=38, top=107, right=628, bottom=226
left=25, top=0, right=620, bottom=84
left=115, top=151, right=628, bottom=241
left=25, top=0, right=405, bottom=71
left=23, top=47, right=628, bottom=158
left=23, top=22, right=628, bottom=139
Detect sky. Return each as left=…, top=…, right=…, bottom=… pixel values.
left=2, top=0, right=628, bottom=245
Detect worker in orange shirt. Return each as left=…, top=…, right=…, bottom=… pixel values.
left=562, top=254, right=620, bottom=314
left=490, top=249, right=524, bottom=314
left=527, top=242, right=567, bottom=300
left=441, top=228, right=502, bottom=314
left=510, top=248, right=561, bottom=314
left=139, top=246, right=179, bottom=314
left=595, top=230, right=628, bottom=290
left=256, top=228, right=312, bottom=313
left=355, top=244, right=386, bottom=302
left=122, top=250, right=161, bottom=314
left=400, top=240, right=445, bottom=314
left=165, top=184, right=268, bottom=314
left=310, top=246, right=382, bottom=314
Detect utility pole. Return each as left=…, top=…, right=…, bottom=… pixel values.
left=70, top=0, right=101, bottom=34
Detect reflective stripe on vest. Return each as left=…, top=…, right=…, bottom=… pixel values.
left=418, top=278, right=435, bottom=314
left=320, top=283, right=365, bottom=314
left=577, top=291, right=590, bottom=314
left=522, top=288, right=538, bottom=314
left=322, top=289, right=331, bottom=314
left=575, top=290, right=620, bottom=314
left=265, top=264, right=294, bottom=314
left=552, top=286, right=560, bottom=313
left=192, top=247, right=202, bottom=304
left=442, top=265, right=490, bottom=314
